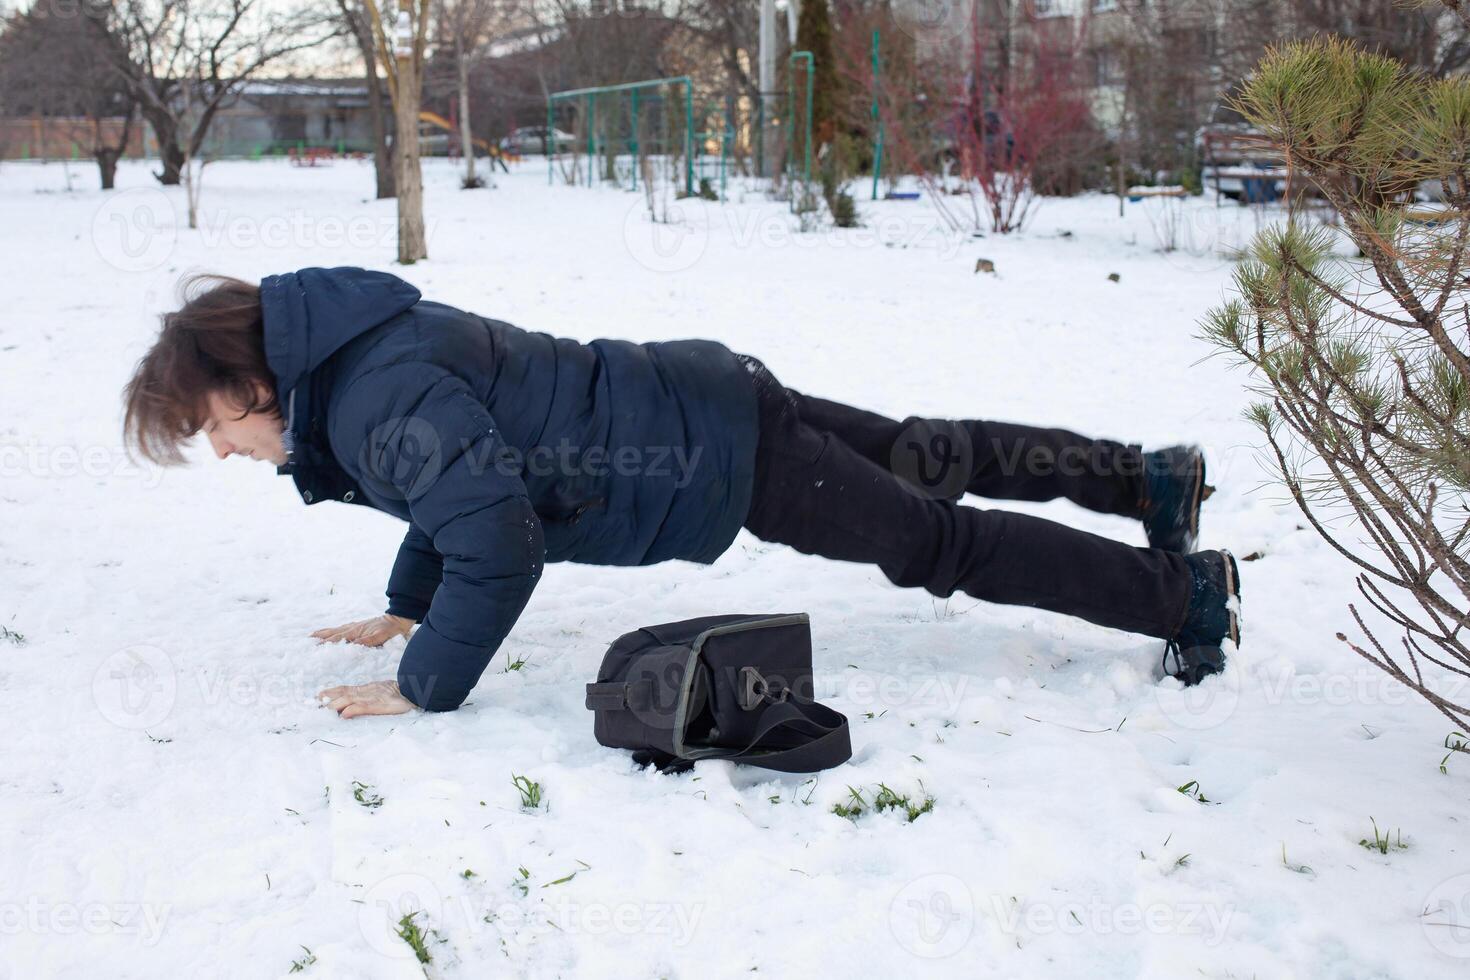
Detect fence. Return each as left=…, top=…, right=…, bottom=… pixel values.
left=0, top=116, right=150, bottom=161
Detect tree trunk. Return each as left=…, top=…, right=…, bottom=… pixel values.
left=358, top=14, right=396, bottom=199
left=457, top=42, right=478, bottom=188
left=183, top=156, right=201, bottom=229
left=157, top=139, right=184, bottom=186
left=141, top=103, right=184, bottom=185
left=368, top=65, right=396, bottom=199
left=395, top=58, right=427, bottom=263
left=337, top=0, right=395, bottom=198
left=92, top=110, right=132, bottom=191
left=97, top=147, right=120, bottom=190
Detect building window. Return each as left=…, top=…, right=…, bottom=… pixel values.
left=1091, top=0, right=1119, bottom=11
left=1092, top=47, right=1123, bottom=86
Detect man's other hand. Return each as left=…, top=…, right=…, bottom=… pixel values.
left=311, top=614, right=414, bottom=647
left=319, top=680, right=418, bottom=719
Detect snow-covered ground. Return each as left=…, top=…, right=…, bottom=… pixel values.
left=2, top=156, right=1467, bottom=980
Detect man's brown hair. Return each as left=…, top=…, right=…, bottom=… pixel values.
left=123, top=275, right=277, bottom=465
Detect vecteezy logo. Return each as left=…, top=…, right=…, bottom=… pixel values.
left=91, top=187, right=177, bottom=274
left=92, top=645, right=177, bottom=730
left=889, top=873, right=974, bottom=959
left=622, top=196, right=709, bottom=274
left=889, top=419, right=973, bottom=501
left=360, top=416, right=443, bottom=503
left=358, top=873, right=444, bottom=959
left=891, top=0, right=975, bottom=43
left=622, top=660, right=698, bottom=733
left=1423, top=872, right=1470, bottom=959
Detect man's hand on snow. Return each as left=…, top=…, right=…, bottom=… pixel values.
left=311, top=614, right=414, bottom=647
left=318, top=680, right=418, bottom=719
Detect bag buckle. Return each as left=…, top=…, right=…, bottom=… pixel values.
left=738, top=667, right=788, bottom=710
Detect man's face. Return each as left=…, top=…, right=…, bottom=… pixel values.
left=203, top=387, right=287, bottom=466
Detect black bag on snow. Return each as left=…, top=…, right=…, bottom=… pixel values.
left=585, top=613, right=851, bottom=774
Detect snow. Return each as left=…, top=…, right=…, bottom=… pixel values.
left=1, top=156, right=1468, bottom=979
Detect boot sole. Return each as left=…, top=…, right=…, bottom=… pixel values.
left=1185, top=449, right=1206, bottom=553
left=1222, top=548, right=1241, bottom=647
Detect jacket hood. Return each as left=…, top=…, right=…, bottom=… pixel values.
left=260, top=266, right=422, bottom=399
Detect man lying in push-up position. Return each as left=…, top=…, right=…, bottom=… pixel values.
left=123, top=267, right=1240, bottom=719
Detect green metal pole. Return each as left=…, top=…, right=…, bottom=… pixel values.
left=803, top=57, right=813, bottom=187
left=787, top=65, right=794, bottom=186
left=588, top=93, right=597, bottom=187
left=684, top=80, right=694, bottom=196
left=871, top=29, right=884, bottom=201
left=631, top=88, right=640, bottom=191
left=756, top=99, right=763, bottom=182
left=546, top=97, right=554, bottom=185
left=790, top=51, right=814, bottom=189
left=721, top=104, right=731, bottom=198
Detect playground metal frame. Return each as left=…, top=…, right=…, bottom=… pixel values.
left=547, top=76, right=696, bottom=196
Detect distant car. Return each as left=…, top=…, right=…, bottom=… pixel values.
left=418, top=132, right=451, bottom=157
left=499, top=127, right=574, bottom=156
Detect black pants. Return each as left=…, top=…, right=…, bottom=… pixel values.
left=739, top=358, right=1192, bottom=640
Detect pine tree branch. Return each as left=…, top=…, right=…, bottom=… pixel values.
left=1267, top=371, right=1469, bottom=622
left=1342, top=605, right=1470, bottom=729
left=1359, top=562, right=1470, bottom=648
left=1353, top=206, right=1470, bottom=386
left=1262, top=416, right=1418, bottom=591
left=1394, top=354, right=1470, bottom=461
left=1264, top=265, right=1451, bottom=564
left=1287, top=254, right=1419, bottom=329
left=1431, top=187, right=1470, bottom=322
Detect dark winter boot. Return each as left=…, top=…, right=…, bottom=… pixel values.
left=1142, top=445, right=1212, bottom=553
left=1165, top=550, right=1241, bottom=686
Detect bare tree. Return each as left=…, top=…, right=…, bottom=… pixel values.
left=684, top=0, right=759, bottom=104
left=0, top=3, right=138, bottom=188
left=1106, top=1, right=1224, bottom=186
left=1284, top=0, right=1469, bottom=77
left=78, top=17, right=139, bottom=190
left=361, top=0, right=433, bottom=263
left=437, top=0, right=504, bottom=188
left=102, top=0, right=337, bottom=187
left=866, top=3, right=1095, bottom=234
left=1090, top=0, right=1467, bottom=200
left=540, top=0, right=692, bottom=85
left=335, top=0, right=397, bottom=198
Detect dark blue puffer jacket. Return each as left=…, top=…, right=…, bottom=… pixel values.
left=260, top=267, right=758, bottom=711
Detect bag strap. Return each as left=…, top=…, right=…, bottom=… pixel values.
left=688, top=693, right=851, bottom=773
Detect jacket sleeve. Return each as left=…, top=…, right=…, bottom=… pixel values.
left=335, top=364, right=545, bottom=711
left=384, top=522, right=442, bottom=622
